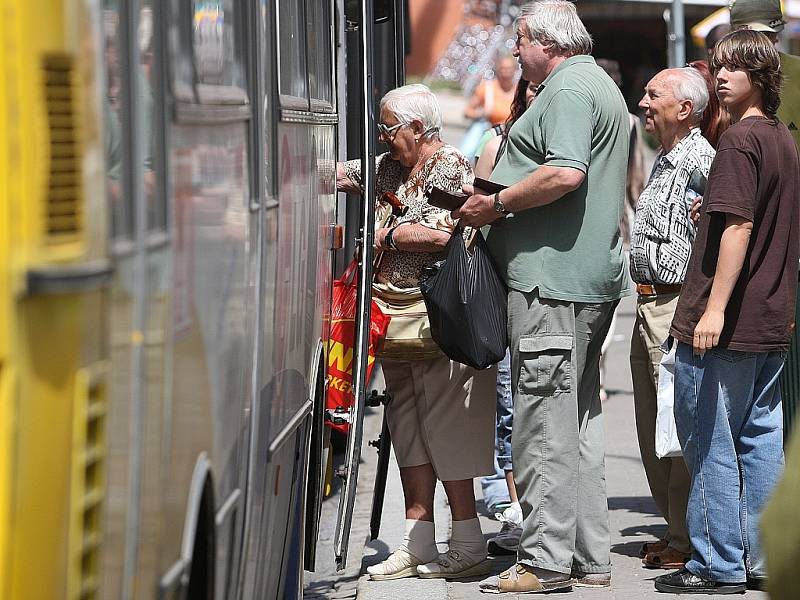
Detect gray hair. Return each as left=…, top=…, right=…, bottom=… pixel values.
left=670, top=68, right=710, bottom=123
left=380, top=84, right=442, bottom=140
left=517, top=0, right=593, bottom=56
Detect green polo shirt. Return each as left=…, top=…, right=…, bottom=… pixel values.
left=487, top=55, right=630, bottom=303
left=778, top=52, right=800, bottom=153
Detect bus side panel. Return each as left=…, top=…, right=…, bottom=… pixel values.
left=161, top=121, right=253, bottom=588
left=265, top=122, right=316, bottom=442
left=241, top=108, right=337, bottom=594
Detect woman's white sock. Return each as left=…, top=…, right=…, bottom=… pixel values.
left=402, top=519, right=438, bottom=563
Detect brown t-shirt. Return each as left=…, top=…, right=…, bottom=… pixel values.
left=670, top=116, right=800, bottom=352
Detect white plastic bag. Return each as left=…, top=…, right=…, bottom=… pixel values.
left=655, top=339, right=682, bottom=458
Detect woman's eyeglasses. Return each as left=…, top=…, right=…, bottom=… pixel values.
left=377, top=121, right=407, bottom=139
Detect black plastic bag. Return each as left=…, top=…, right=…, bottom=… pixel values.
left=420, top=228, right=507, bottom=370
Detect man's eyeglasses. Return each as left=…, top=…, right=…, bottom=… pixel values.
left=514, top=31, right=530, bottom=47
left=377, top=121, right=407, bottom=139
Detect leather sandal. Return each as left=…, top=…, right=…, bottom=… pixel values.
left=643, top=546, right=691, bottom=569
left=638, top=539, right=668, bottom=558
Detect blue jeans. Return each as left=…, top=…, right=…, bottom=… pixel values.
left=674, top=342, right=785, bottom=583
left=459, top=119, right=490, bottom=161
left=481, top=351, right=513, bottom=509
left=495, top=351, right=513, bottom=470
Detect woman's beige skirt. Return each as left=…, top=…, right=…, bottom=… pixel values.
left=381, top=355, right=496, bottom=482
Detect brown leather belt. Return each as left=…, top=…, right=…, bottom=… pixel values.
left=636, top=283, right=682, bottom=296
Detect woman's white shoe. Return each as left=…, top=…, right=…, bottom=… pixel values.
left=366, top=548, right=426, bottom=580
left=417, top=548, right=491, bottom=580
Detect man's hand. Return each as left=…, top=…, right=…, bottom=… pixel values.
left=690, top=196, right=702, bottom=225
left=374, top=227, right=391, bottom=252
left=452, top=184, right=502, bottom=228
left=693, top=308, right=724, bottom=355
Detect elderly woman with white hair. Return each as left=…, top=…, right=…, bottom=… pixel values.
left=336, top=84, right=496, bottom=581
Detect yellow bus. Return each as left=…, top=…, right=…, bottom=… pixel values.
left=0, top=0, right=403, bottom=598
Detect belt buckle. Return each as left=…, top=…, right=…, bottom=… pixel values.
left=637, top=283, right=657, bottom=296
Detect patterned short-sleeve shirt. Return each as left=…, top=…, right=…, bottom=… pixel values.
left=343, top=145, right=473, bottom=288
left=630, top=128, right=715, bottom=285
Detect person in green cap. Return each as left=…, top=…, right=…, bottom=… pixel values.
left=730, top=0, right=800, bottom=151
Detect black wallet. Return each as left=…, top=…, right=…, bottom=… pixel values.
left=424, top=178, right=508, bottom=211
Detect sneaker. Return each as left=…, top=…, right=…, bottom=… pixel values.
left=417, top=548, right=491, bottom=580
left=487, top=503, right=522, bottom=556
left=654, top=567, right=746, bottom=594
left=572, top=572, right=611, bottom=588
left=746, top=577, right=767, bottom=591
left=366, top=547, right=426, bottom=580
left=479, top=563, right=573, bottom=594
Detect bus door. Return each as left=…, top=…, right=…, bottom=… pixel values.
left=332, top=0, right=405, bottom=571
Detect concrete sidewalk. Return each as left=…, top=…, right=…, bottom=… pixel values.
left=320, top=294, right=769, bottom=600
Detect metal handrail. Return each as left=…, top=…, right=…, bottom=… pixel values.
left=333, top=0, right=377, bottom=571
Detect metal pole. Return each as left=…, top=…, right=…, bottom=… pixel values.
left=669, top=0, right=686, bottom=67
left=334, top=0, right=377, bottom=571
left=394, top=0, right=406, bottom=85
left=118, top=1, right=146, bottom=598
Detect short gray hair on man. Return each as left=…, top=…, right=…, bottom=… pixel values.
left=380, top=84, right=442, bottom=140
left=517, top=0, right=593, bottom=56
left=671, top=67, right=710, bottom=123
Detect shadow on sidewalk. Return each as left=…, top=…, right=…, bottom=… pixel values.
left=607, top=495, right=661, bottom=516
left=304, top=573, right=360, bottom=600
left=362, top=539, right=392, bottom=567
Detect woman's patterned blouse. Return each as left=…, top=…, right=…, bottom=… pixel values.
left=343, top=145, right=473, bottom=288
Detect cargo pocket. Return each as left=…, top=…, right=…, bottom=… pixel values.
left=517, top=334, right=573, bottom=395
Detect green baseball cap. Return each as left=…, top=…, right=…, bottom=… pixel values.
left=729, top=0, right=786, bottom=33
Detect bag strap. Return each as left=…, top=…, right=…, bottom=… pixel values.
left=342, top=259, right=360, bottom=285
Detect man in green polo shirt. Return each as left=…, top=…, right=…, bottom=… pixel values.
left=456, top=0, right=630, bottom=594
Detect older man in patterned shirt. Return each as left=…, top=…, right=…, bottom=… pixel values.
left=630, top=67, right=716, bottom=571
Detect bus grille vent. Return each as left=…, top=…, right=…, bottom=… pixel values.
left=68, top=366, right=107, bottom=600
left=42, top=53, right=82, bottom=240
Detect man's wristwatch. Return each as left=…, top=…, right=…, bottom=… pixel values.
left=385, top=226, right=399, bottom=250
left=493, top=192, right=510, bottom=215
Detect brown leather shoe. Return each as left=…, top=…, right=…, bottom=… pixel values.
left=643, top=546, right=691, bottom=569
left=639, top=539, right=668, bottom=558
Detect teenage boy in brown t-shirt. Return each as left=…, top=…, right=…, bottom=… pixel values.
left=655, top=30, right=800, bottom=595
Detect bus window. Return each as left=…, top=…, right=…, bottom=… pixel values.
left=104, top=5, right=132, bottom=240
left=192, top=0, right=245, bottom=91
left=277, top=0, right=308, bottom=108
left=140, top=3, right=164, bottom=231
left=306, top=0, right=334, bottom=111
